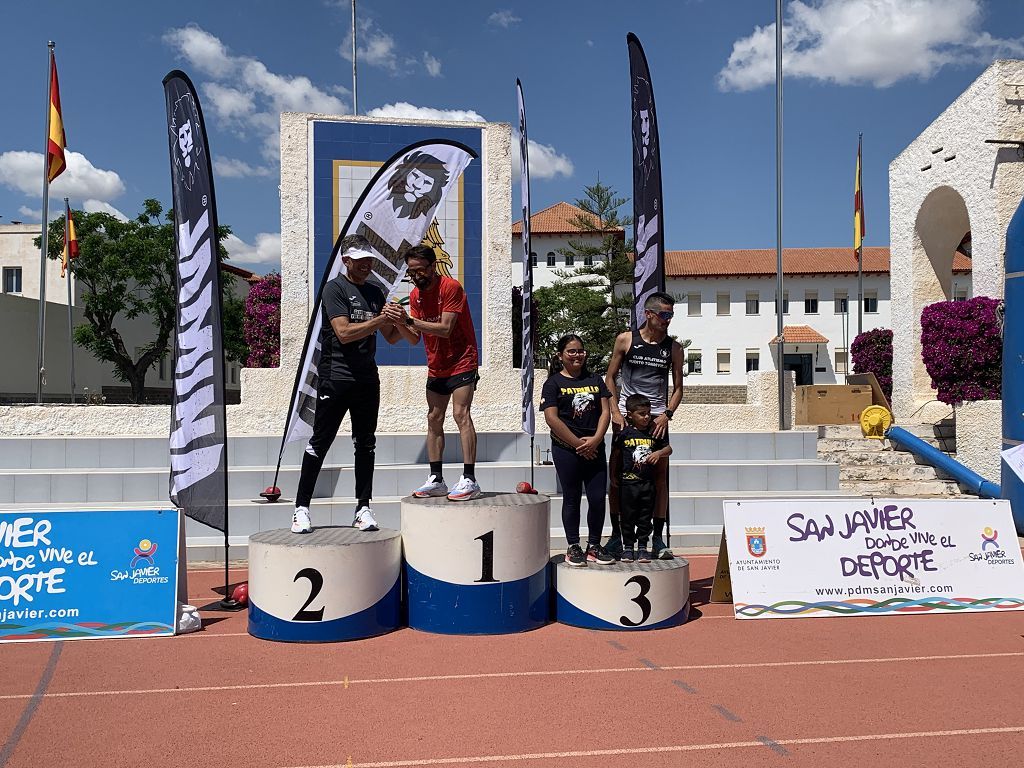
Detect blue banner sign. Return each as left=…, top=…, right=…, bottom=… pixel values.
left=0, top=509, right=179, bottom=642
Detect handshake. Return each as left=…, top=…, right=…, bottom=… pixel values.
left=381, top=299, right=410, bottom=325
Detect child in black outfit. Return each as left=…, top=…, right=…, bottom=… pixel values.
left=611, top=394, right=672, bottom=563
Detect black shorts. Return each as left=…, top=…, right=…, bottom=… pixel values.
left=425, top=369, right=479, bottom=395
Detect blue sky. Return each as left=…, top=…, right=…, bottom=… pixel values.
left=1, top=0, right=1023, bottom=273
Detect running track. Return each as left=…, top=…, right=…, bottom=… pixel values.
left=2, top=554, right=1023, bottom=768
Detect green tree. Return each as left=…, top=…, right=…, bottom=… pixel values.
left=40, top=199, right=237, bottom=403
left=535, top=181, right=634, bottom=369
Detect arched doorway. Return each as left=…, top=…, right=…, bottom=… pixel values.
left=909, top=185, right=971, bottom=405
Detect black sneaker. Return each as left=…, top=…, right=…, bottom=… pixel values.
left=565, top=544, right=587, bottom=567
left=637, top=546, right=652, bottom=563
left=620, top=546, right=635, bottom=563
left=653, top=536, right=674, bottom=560
left=586, top=543, right=615, bottom=565
left=605, top=534, right=623, bottom=560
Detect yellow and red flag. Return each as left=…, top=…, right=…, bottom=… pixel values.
left=47, top=51, right=67, bottom=182
left=61, top=201, right=78, bottom=278
left=854, top=134, right=864, bottom=260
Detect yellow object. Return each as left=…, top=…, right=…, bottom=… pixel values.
left=860, top=405, right=892, bottom=439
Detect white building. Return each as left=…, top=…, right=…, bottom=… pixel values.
left=0, top=222, right=253, bottom=402
left=512, top=201, right=624, bottom=288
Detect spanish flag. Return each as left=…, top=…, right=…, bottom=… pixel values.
left=61, top=201, right=78, bottom=278
left=47, top=51, right=67, bottom=183
left=853, top=134, right=864, bottom=259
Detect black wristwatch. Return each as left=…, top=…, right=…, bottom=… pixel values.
left=663, top=409, right=674, bottom=420
left=405, top=316, right=415, bottom=327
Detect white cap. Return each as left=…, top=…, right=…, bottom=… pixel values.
left=343, top=247, right=375, bottom=260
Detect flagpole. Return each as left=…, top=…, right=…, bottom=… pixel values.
left=857, top=133, right=864, bottom=337
left=775, top=2, right=786, bottom=429
left=37, top=41, right=56, bottom=404
left=64, top=198, right=75, bottom=403
left=351, top=0, right=358, bottom=115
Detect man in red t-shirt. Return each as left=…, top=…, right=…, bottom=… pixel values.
left=392, top=244, right=481, bottom=500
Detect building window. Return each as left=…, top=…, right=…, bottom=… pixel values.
left=953, top=289, right=968, bottom=302
left=717, top=350, right=731, bottom=375
left=804, top=291, right=818, bottom=314
left=230, top=365, right=239, bottom=385
left=583, top=254, right=593, bottom=267
left=746, top=350, right=760, bottom=372
left=864, top=291, right=878, bottom=314
left=546, top=252, right=556, bottom=267
left=2, top=267, right=22, bottom=294
left=775, top=292, right=789, bottom=314
left=687, top=350, right=702, bottom=375
left=158, top=357, right=167, bottom=381
left=564, top=253, right=574, bottom=267
left=834, top=291, right=848, bottom=314
left=687, top=292, right=701, bottom=317
left=745, top=292, right=759, bottom=315
left=835, top=348, right=848, bottom=375
left=530, top=252, right=537, bottom=267
left=716, top=292, right=730, bottom=316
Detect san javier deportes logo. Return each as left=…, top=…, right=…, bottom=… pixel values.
left=969, top=525, right=1015, bottom=566
left=111, top=537, right=169, bottom=585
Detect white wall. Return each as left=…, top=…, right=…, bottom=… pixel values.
left=0, top=224, right=74, bottom=306
left=511, top=232, right=608, bottom=288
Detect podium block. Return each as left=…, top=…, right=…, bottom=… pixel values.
left=247, top=527, right=401, bottom=642
left=556, top=559, right=690, bottom=630
left=403, top=493, right=550, bottom=634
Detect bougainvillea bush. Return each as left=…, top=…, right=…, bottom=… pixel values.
left=244, top=272, right=281, bottom=368
left=920, top=296, right=1001, bottom=405
left=851, top=328, right=893, bottom=402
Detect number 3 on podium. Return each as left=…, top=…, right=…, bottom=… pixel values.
left=620, top=574, right=652, bottom=626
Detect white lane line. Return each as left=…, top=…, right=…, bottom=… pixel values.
left=1, top=651, right=1019, bottom=701
left=281, top=726, right=1024, bottom=767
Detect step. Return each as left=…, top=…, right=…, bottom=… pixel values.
left=816, top=438, right=888, bottom=453
left=0, top=430, right=819, bottom=470
left=838, top=479, right=963, bottom=497
left=818, top=422, right=955, bottom=441
left=839, top=464, right=949, bottom=482
left=818, top=450, right=923, bottom=466
left=0, top=458, right=840, bottom=505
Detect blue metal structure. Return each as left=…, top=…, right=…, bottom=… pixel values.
left=1002, top=192, right=1024, bottom=533
left=886, top=426, right=1000, bottom=499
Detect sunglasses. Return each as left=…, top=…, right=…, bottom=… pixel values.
left=406, top=267, right=434, bottom=278
left=647, top=309, right=674, bottom=321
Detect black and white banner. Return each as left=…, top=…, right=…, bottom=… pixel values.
left=162, top=70, right=228, bottom=532
left=517, top=80, right=535, bottom=437
left=627, top=32, right=666, bottom=329
left=281, top=140, right=477, bottom=449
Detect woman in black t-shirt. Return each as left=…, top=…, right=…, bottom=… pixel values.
left=539, top=334, right=615, bottom=567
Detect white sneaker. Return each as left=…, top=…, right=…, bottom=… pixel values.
left=353, top=506, right=379, bottom=531
left=291, top=506, right=312, bottom=534
left=413, top=474, right=449, bottom=498
left=447, top=475, right=482, bottom=501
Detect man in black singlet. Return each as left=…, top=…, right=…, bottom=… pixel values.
left=605, top=291, right=684, bottom=559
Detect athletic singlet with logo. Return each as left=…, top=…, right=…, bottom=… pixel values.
left=618, top=331, right=674, bottom=414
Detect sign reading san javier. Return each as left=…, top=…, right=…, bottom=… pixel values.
left=0, top=509, right=179, bottom=642
left=723, top=499, right=1024, bottom=619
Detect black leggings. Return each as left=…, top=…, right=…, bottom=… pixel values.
left=552, top=442, right=607, bottom=546
left=296, top=378, right=380, bottom=508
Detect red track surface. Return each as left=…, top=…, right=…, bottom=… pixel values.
left=2, top=556, right=1023, bottom=768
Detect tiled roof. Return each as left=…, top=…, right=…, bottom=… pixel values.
left=512, top=201, right=625, bottom=236
left=770, top=325, right=829, bottom=345
left=663, top=247, right=972, bottom=277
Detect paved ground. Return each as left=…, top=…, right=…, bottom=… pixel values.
left=2, top=554, right=1023, bottom=768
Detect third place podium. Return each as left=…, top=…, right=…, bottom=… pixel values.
left=402, top=492, right=550, bottom=634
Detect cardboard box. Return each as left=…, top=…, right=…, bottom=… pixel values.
left=795, top=385, right=873, bottom=425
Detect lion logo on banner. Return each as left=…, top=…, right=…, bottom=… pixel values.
left=388, top=151, right=450, bottom=220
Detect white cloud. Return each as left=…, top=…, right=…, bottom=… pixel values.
left=424, top=52, right=442, bottom=78
left=17, top=206, right=41, bottom=221
left=586, top=40, right=595, bottom=48
left=0, top=150, right=125, bottom=202
left=488, top=10, right=522, bottom=28
left=366, top=102, right=486, bottom=123
left=514, top=139, right=575, bottom=181
left=214, top=157, right=272, bottom=178
left=165, top=25, right=349, bottom=161
left=718, top=0, right=1024, bottom=91
left=82, top=199, right=129, bottom=221
left=224, top=232, right=281, bottom=269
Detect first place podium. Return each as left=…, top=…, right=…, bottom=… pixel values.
left=403, top=493, right=551, bottom=634
left=248, top=527, right=402, bottom=642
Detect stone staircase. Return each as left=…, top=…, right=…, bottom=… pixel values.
left=817, top=420, right=963, bottom=497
